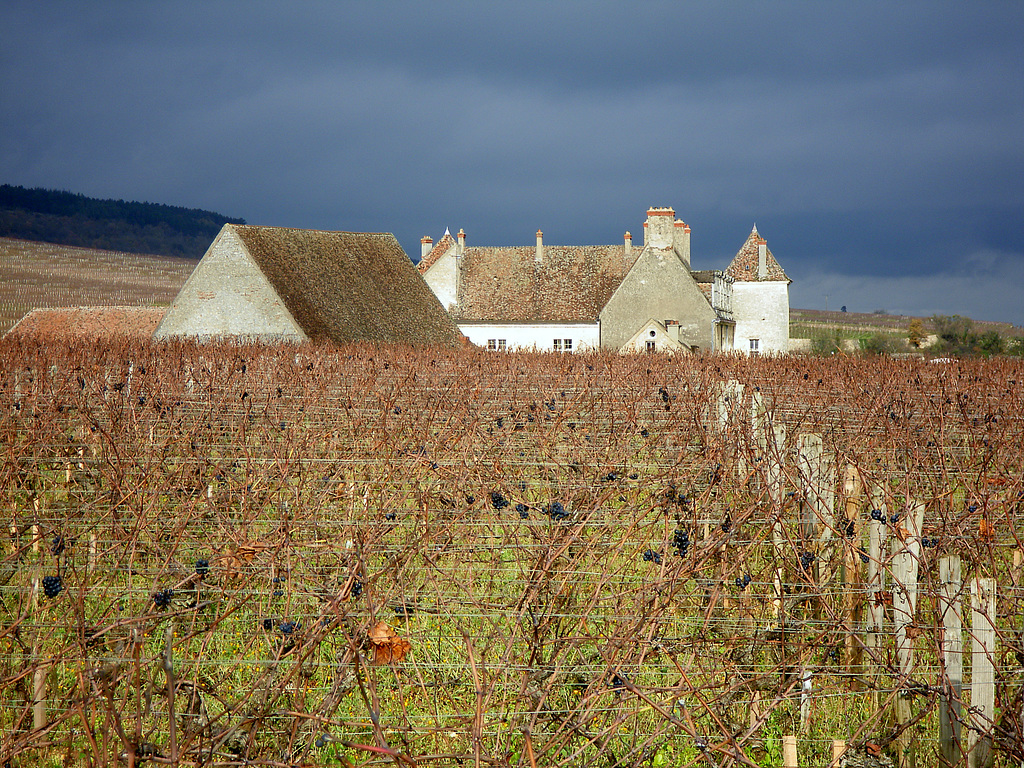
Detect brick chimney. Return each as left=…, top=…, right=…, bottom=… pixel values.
left=645, top=207, right=675, bottom=249
left=757, top=235, right=767, bottom=279
left=420, top=236, right=433, bottom=260
left=535, top=229, right=544, bottom=264
left=457, top=228, right=466, bottom=258
left=673, top=219, right=691, bottom=267
left=624, top=231, right=632, bottom=258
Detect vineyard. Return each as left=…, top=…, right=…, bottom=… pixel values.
left=0, top=238, right=195, bottom=335
left=1, top=339, right=1022, bottom=767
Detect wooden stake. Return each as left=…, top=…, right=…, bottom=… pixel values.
left=969, top=577, right=995, bottom=768
left=939, top=555, right=963, bottom=768
left=783, top=734, right=798, bottom=767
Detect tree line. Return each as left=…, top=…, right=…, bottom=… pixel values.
left=0, top=184, right=245, bottom=258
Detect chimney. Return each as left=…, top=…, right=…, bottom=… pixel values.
left=535, top=229, right=544, bottom=264
left=645, top=207, right=675, bottom=249
left=457, top=228, right=466, bottom=258
left=420, top=236, right=433, bottom=260
left=624, top=231, right=632, bottom=258
left=757, top=236, right=767, bottom=279
left=674, top=219, right=691, bottom=267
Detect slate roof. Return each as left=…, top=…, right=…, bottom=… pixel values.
left=454, top=245, right=634, bottom=323
left=725, top=226, right=790, bottom=283
left=4, top=307, right=165, bottom=340
left=230, top=225, right=462, bottom=346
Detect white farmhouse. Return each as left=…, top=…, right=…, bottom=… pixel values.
left=418, top=207, right=790, bottom=354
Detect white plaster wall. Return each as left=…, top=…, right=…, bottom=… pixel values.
left=732, top=282, right=790, bottom=354
left=459, top=323, right=600, bottom=351
left=153, top=228, right=307, bottom=342
left=422, top=248, right=459, bottom=312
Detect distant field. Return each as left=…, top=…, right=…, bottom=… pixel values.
left=790, top=307, right=1023, bottom=340
left=0, top=237, right=196, bottom=334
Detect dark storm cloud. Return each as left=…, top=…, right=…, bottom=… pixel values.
left=3, top=1, right=1022, bottom=323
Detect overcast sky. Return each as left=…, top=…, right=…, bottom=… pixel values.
left=3, top=1, right=1022, bottom=324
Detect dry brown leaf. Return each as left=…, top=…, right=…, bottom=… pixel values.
left=979, top=517, right=994, bottom=539
left=369, top=621, right=411, bottom=665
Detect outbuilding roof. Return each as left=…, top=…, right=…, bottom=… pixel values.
left=229, top=225, right=462, bottom=346
left=4, top=306, right=165, bottom=340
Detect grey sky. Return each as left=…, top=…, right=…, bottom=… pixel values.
left=3, top=1, right=1022, bottom=323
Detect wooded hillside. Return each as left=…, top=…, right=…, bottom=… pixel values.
left=0, top=184, right=244, bottom=258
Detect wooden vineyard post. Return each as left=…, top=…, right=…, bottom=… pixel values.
left=796, top=433, right=834, bottom=595
left=939, top=555, right=963, bottom=768
left=767, top=422, right=787, bottom=629
left=968, top=577, right=996, bottom=768
left=890, top=500, right=925, bottom=768
left=714, top=379, right=745, bottom=477
left=783, top=734, right=798, bottom=768
left=866, top=484, right=888, bottom=711
left=842, top=464, right=864, bottom=682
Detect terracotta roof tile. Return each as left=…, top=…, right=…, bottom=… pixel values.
left=416, top=231, right=455, bottom=274
left=455, top=245, right=634, bottom=323
left=725, top=227, right=790, bottom=283
left=4, top=307, right=165, bottom=340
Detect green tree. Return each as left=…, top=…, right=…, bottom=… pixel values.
left=931, top=315, right=977, bottom=356
left=907, top=318, right=925, bottom=348
left=977, top=330, right=1004, bottom=356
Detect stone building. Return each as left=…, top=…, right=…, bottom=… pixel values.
left=154, top=224, right=461, bottom=346
left=417, top=207, right=790, bottom=354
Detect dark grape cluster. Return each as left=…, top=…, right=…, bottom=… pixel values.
left=153, top=589, right=173, bottom=609
left=721, top=514, right=731, bottom=533
left=858, top=548, right=870, bottom=564
left=968, top=504, right=978, bottom=512
left=544, top=501, right=570, bottom=521
left=491, top=491, right=509, bottom=510
left=603, top=472, right=618, bottom=482
left=798, top=551, right=815, bottom=571
left=870, top=508, right=884, bottom=522
left=42, top=575, right=62, bottom=599
left=384, top=512, right=397, bottom=521
left=921, top=536, right=940, bottom=549
left=279, top=621, right=299, bottom=635
left=734, top=573, right=752, bottom=589
left=262, top=618, right=274, bottom=631
left=50, top=536, right=66, bottom=556
left=350, top=579, right=363, bottom=599
left=843, top=520, right=856, bottom=537
left=671, top=528, right=690, bottom=556
left=195, top=558, right=209, bottom=577
left=642, top=549, right=662, bottom=564
left=515, top=503, right=529, bottom=519
left=890, top=513, right=900, bottom=524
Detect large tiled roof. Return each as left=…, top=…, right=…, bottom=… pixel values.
left=232, top=225, right=462, bottom=346
left=725, top=226, right=790, bottom=282
left=4, top=307, right=165, bottom=340
left=455, top=245, right=634, bottom=323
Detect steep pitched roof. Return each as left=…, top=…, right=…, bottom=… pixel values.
left=455, top=245, right=633, bottom=323
left=725, top=226, right=790, bottom=282
left=4, top=307, right=165, bottom=340
left=231, top=225, right=462, bottom=346
left=416, top=230, right=456, bottom=274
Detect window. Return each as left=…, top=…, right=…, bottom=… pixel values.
left=553, top=339, right=562, bottom=351
left=749, top=338, right=760, bottom=355
left=497, top=339, right=507, bottom=351
left=563, top=338, right=573, bottom=351
left=487, top=339, right=497, bottom=351
left=646, top=340, right=657, bottom=353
